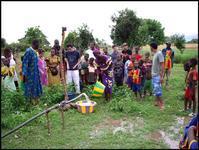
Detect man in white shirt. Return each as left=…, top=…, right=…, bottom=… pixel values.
left=85, top=42, right=96, bottom=60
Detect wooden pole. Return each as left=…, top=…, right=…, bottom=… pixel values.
left=60, top=27, right=68, bottom=100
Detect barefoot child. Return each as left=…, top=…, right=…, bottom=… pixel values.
left=126, top=55, right=135, bottom=89
left=113, top=54, right=124, bottom=86
left=185, top=58, right=198, bottom=116
left=38, top=48, right=48, bottom=86
left=80, top=53, right=89, bottom=85
left=88, top=58, right=97, bottom=85
left=138, top=59, right=146, bottom=98
left=132, top=61, right=142, bottom=98
left=143, top=52, right=153, bottom=97
left=184, top=60, right=192, bottom=112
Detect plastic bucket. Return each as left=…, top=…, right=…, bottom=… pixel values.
left=76, top=100, right=97, bottom=114
left=92, top=81, right=105, bottom=97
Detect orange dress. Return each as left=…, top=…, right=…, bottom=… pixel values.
left=132, top=69, right=141, bottom=84
left=164, top=50, right=172, bottom=70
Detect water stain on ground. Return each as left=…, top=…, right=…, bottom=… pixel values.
left=90, top=117, right=144, bottom=139
left=148, top=116, right=191, bottom=149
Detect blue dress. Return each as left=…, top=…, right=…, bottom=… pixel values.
left=22, top=47, right=42, bottom=99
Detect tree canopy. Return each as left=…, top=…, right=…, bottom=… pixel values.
left=18, top=26, right=50, bottom=46
left=64, top=24, right=95, bottom=50
left=110, top=8, right=165, bottom=47
left=170, top=34, right=186, bottom=54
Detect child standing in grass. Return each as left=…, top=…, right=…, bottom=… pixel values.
left=126, top=55, right=135, bottom=89
left=185, top=58, right=198, bottom=116
left=143, top=52, right=153, bottom=97
left=38, top=48, right=48, bottom=86
left=80, top=53, right=89, bottom=85
left=131, top=61, right=142, bottom=98
left=184, top=60, right=192, bottom=112
left=113, top=54, right=124, bottom=86
left=138, top=59, right=146, bottom=98
left=124, top=56, right=130, bottom=84
left=88, top=58, right=97, bottom=85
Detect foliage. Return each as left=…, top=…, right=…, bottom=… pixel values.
left=18, top=26, right=50, bottom=47
left=137, top=19, right=165, bottom=46
left=1, top=88, right=26, bottom=114
left=110, top=9, right=165, bottom=47
left=187, top=38, right=198, bottom=44
left=77, top=24, right=95, bottom=50
left=95, top=38, right=109, bottom=48
left=64, top=24, right=95, bottom=50
left=1, top=38, right=7, bottom=48
left=6, top=42, right=29, bottom=53
left=110, top=8, right=141, bottom=47
left=108, top=85, right=141, bottom=114
left=170, top=34, right=186, bottom=54
left=40, top=85, right=65, bottom=105
left=64, top=31, right=79, bottom=49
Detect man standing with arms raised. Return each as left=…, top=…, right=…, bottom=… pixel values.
left=150, top=42, right=165, bottom=110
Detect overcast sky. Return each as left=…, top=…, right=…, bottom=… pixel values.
left=1, top=1, right=198, bottom=46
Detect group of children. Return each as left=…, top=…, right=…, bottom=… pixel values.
left=113, top=49, right=153, bottom=99
left=79, top=54, right=97, bottom=86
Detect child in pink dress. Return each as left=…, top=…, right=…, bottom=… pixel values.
left=38, top=49, right=48, bottom=86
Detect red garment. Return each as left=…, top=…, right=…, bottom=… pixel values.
left=184, top=87, right=191, bottom=100
left=185, top=68, right=198, bottom=101
left=133, top=54, right=142, bottom=61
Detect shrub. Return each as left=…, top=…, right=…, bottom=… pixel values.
left=108, top=85, right=142, bottom=114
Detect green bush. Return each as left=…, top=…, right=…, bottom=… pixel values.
left=1, top=88, right=26, bottom=114
left=40, top=85, right=65, bottom=105
left=108, top=85, right=141, bottom=114
left=1, top=84, right=65, bottom=128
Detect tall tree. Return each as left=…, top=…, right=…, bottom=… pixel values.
left=64, top=31, right=79, bottom=49
left=137, top=19, right=165, bottom=46
left=110, top=8, right=141, bottom=47
left=95, top=38, right=108, bottom=48
left=77, top=24, right=95, bottom=50
left=170, top=34, right=186, bottom=54
left=18, top=26, right=50, bottom=46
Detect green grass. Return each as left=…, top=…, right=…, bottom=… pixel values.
left=2, top=64, right=196, bottom=149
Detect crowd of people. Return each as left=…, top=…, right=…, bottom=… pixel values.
left=1, top=39, right=198, bottom=149
left=1, top=39, right=198, bottom=112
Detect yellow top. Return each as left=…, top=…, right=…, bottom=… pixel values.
left=1, top=66, right=15, bottom=77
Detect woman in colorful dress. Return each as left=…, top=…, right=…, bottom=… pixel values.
left=1, top=58, right=16, bottom=91
left=38, top=48, right=48, bottom=86
left=22, top=40, right=42, bottom=105
left=93, top=50, right=113, bottom=101
left=46, top=48, right=61, bottom=85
